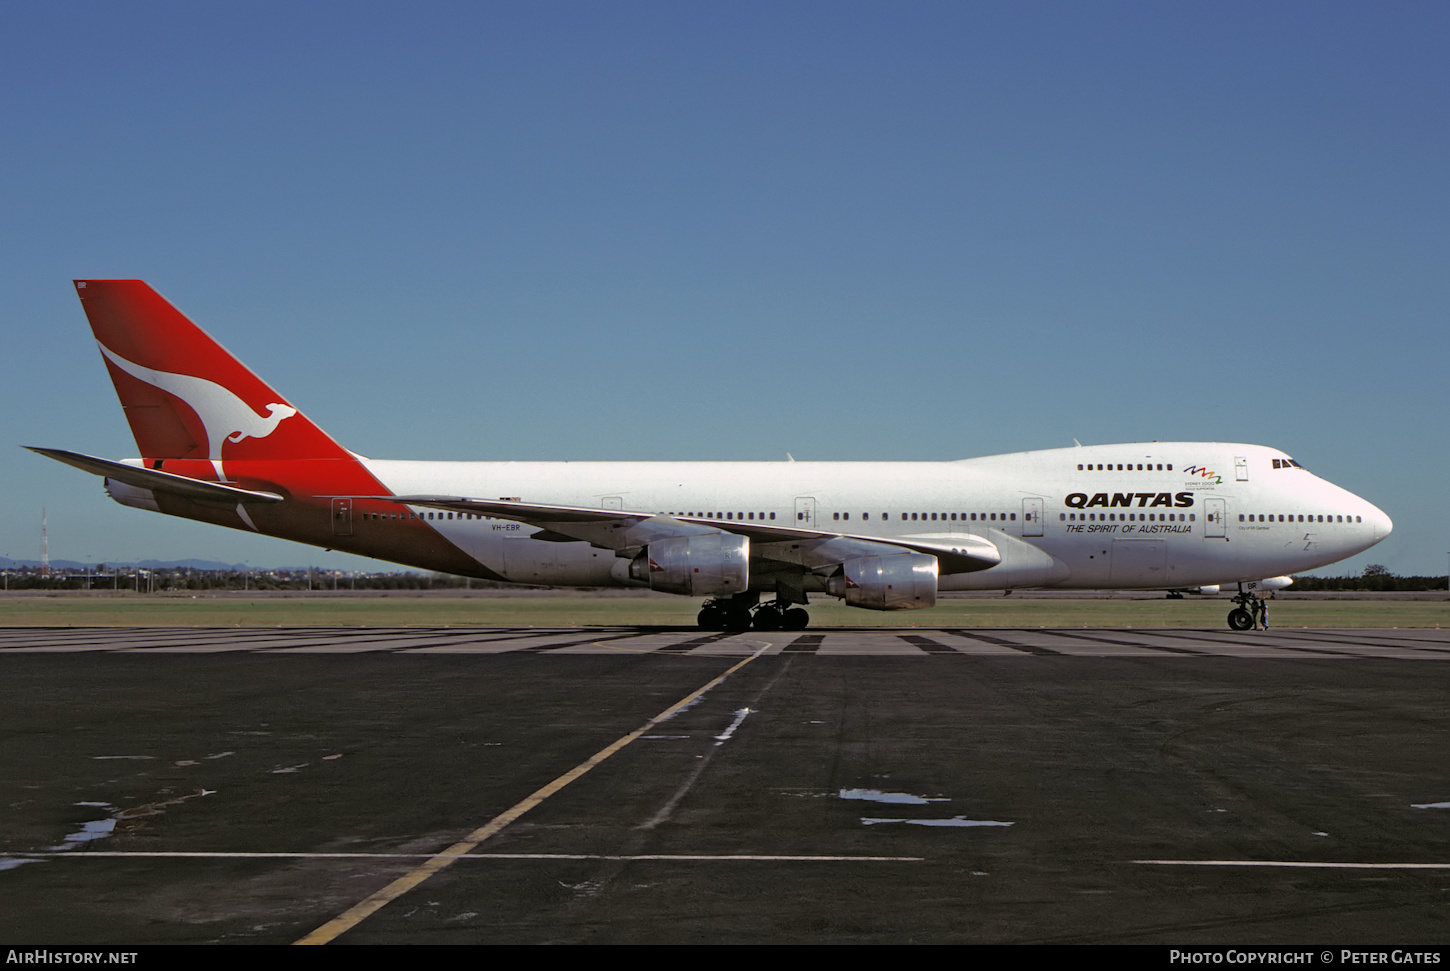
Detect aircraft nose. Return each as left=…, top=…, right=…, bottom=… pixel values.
left=1366, top=502, right=1392, bottom=541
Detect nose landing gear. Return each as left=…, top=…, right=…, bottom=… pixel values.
left=1227, top=583, right=1269, bottom=631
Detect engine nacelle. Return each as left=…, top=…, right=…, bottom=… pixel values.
left=104, top=477, right=160, bottom=512
left=628, top=533, right=749, bottom=597
left=826, top=553, right=938, bottom=610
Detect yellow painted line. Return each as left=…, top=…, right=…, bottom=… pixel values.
left=294, top=643, right=773, bottom=945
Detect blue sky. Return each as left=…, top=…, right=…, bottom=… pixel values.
left=3, top=1, right=1446, bottom=575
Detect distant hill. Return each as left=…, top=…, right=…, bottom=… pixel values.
left=2, top=557, right=254, bottom=571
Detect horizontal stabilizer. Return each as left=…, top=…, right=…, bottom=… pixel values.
left=26, top=447, right=284, bottom=504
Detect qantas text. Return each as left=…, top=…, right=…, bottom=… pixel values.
left=1065, top=492, right=1195, bottom=509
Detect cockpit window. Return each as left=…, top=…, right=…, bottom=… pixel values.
left=1272, top=457, right=1307, bottom=470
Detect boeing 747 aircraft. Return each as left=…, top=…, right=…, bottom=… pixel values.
left=32, top=280, right=1392, bottom=631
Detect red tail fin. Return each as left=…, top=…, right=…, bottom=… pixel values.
left=74, top=280, right=351, bottom=469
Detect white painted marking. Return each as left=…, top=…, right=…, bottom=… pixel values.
left=862, top=817, right=1013, bottom=828
left=0, top=858, right=42, bottom=871
left=1136, top=860, right=1450, bottom=869
left=714, top=707, right=752, bottom=743
left=16, top=851, right=922, bottom=862
left=840, top=788, right=948, bottom=805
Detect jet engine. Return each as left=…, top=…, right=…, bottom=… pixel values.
left=104, top=478, right=161, bottom=512
left=1245, top=576, right=1294, bottom=592
left=826, top=553, right=938, bottom=610
left=628, top=533, right=749, bottom=597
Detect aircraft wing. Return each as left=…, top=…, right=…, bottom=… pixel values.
left=27, top=448, right=285, bottom=504
left=383, top=494, right=1001, bottom=575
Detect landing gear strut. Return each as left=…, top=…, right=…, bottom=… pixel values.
left=697, top=594, right=809, bottom=631
left=1227, top=583, right=1268, bottom=631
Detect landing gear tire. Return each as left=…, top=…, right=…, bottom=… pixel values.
left=698, top=595, right=759, bottom=632
left=1227, top=582, right=1269, bottom=631
left=723, top=609, right=753, bottom=632
left=701, top=596, right=808, bottom=632
left=697, top=604, right=726, bottom=631
left=752, top=604, right=783, bottom=631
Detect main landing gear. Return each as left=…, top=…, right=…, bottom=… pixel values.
left=697, top=594, right=809, bottom=632
left=1227, top=583, right=1268, bottom=631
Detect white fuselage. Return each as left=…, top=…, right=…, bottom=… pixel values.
left=361, top=442, right=1390, bottom=591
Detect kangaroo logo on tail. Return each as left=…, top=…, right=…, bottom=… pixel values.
left=97, top=341, right=297, bottom=480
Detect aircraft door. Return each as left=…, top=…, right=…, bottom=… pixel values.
left=795, top=497, right=817, bottom=528
left=1022, top=497, right=1043, bottom=537
left=1235, top=456, right=1248, bottom=481
left=330, top=498, right=353, bottom=537
left=1205, top=498, right=1226, bottom=538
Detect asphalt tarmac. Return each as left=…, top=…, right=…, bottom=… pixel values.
left=1, top=625, right=1447, bottom=944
